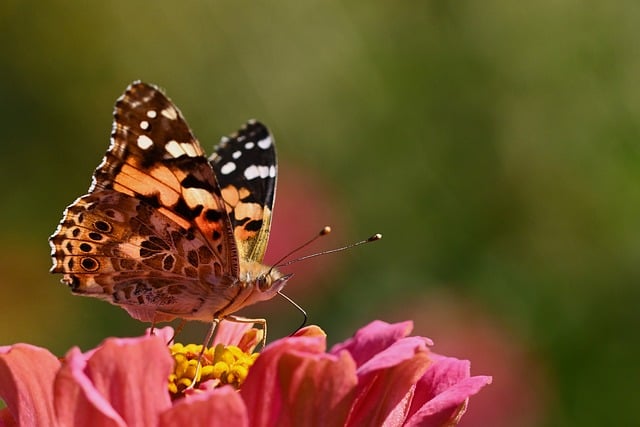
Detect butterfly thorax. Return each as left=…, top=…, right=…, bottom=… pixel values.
left=190, top=260, right=287, bottom=322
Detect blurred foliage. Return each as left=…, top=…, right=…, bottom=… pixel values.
left=2, top=1, right=640, bottom=425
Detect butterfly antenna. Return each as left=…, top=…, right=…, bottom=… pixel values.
left=271, top=231, right=381, bottom=336
left=278, top=291, right=308, bottom=334
left=276, top=232, right=382, bottom=269
left=267, top=226, right=332, bottom=275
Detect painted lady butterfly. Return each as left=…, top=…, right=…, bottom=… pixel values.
left=49, top=82, right=290, bottom=333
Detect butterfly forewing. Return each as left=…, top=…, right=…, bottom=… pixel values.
left=50, top=82, right=244, bottom=321
left=209, top=121, right=277, bottom=263
left=94, top=83, right=237, bottom=277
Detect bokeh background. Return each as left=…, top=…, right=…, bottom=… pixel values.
left=2, top=1, right=639, bottom=425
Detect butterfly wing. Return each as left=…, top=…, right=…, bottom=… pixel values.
left=50, top=82, right=239, bottom=322
left=209, top=121, right=277, bottom=263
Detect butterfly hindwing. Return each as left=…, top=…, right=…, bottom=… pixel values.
left=49, top=189, right=241, bottom=322
left=209, top=121, right=277, bottom=263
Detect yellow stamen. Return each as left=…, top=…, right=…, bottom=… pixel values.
left=168, top=341, right=259, bottom=398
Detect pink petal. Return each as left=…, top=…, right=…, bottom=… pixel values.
left=382, top=387, right=415, bottom=427
left=355, top=337, right=431, bottom=377
left=54, top=335, right=173, bottom=427
left=145, top=326, right=176, bottom=344
left=331, top=320, right=425, bottom=367
left=241, top=334, right=327, bottom=427
left=276, top=349, right=357, bottom=426
left=158, top=386, right=248, bottom=427
left=292, top=325, right=326, bottom=338
left=346, top=337, right=432, bottom=427
left=54, top=347, right=126, bottom=427
left=235, top=328, right=263, bottom=353
left=404, top=356, right=492, bottom=427
left=0, top=344, right=60, bottom=427
left=0, top=407, right=17, bottom=427
left=213, top=320, right=255, bottom=347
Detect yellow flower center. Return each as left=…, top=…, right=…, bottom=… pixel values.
left=168, top=342, right=259, bottom=397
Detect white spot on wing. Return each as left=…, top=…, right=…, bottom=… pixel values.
left=244, top=165, right=259, bottom=180
left=232, top=150, right=242, bottom=159
left=161, top=106, right=178, bottom=120
left=184, top=187, right=216, bottom=209
left=220, top=162, right=236, bottom=175
left=257, top=136, right=272, bottom=149
left=147, top=110, right=157, bottom=118
left=140, top=120, right=149, bottom=130
left=269, top=165, right=276, bottom=177
left=165, top=140, right=183, bottom=158
left=258, top=165, right=270, bottom=178
left=244, top=142, right=255, bottom=150
left=181, top=142, right=198, bottom=157
left=137, top=135, right=153, bottom=150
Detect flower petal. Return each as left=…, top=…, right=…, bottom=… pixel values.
left=54, top=335, right=173, bottom=427
left=54, top=347, right=125, bottom=427
left=0, top=407, right=18, bottom=427
left=146, top=326, right=175, bottom=344
left=330, top=320, right=426, bottom=366
left=276, top=349, right=357, bottom=426
left=241, top=334, right=327, bottom=427
left=158, top=386, right=248, bottom=427
left=213, top=321, right=255, bottom=347
left=0, top=344, right=60, bottom=427
left=346, top=337, right=432, bottom=427
left=292, top=325, right=326, bottom=338
left=404, top=355, right=493, bottom=427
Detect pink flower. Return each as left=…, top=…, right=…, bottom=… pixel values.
left=0, top=320, right=491, bottom=427
left=244, top=321, right=492, bottom=426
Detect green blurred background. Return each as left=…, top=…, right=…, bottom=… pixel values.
left=2, top=1, right=639, bottom=425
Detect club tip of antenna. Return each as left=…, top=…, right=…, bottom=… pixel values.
left=368, top=233, right=383, bottom=242
left=320, top=226, right=332, bottom=236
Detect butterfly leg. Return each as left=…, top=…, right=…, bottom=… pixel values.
left=167, top=319, right=187, bottom=345
left=278, top=291, right=308, bottom=335
left=148, top=311, right=161, bottom=336
left=185, top=317, right=221, bottom=392
left=226, top=315, right=268, bottom=350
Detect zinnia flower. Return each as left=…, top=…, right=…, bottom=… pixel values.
left=0, top=320, right=491, bottom=426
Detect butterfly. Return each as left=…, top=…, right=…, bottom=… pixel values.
left=49, top=81, right=291, bottom=337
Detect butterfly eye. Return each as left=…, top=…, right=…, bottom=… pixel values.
left=256, top=275, right=270, bottom=291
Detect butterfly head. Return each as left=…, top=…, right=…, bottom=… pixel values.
left=240, top=260, right=293, bottom=302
